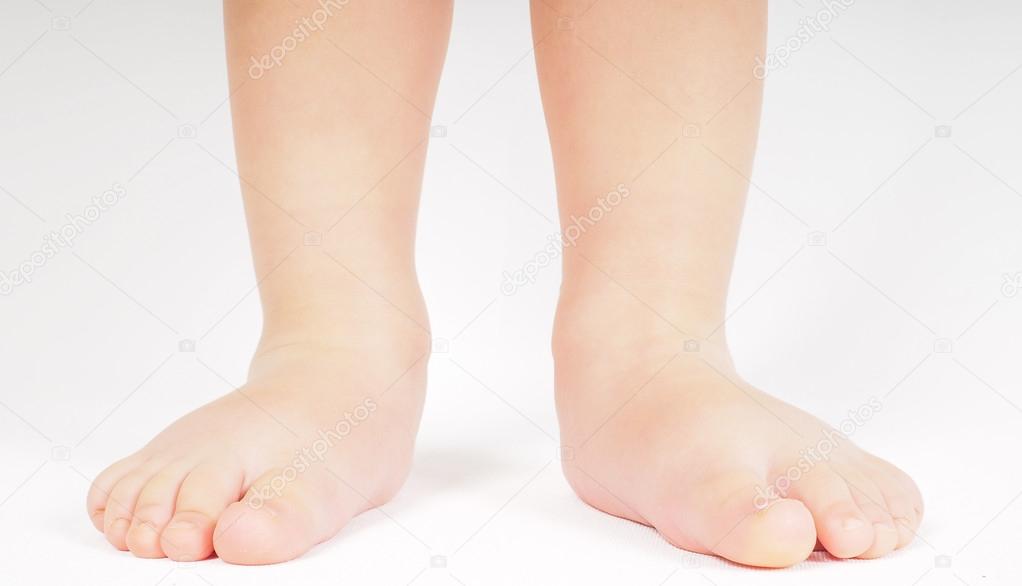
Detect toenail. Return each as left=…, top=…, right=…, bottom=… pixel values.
left=841, top=517, right=865, bottom=531
left=167, top=520, right=195, bottom=531
left=110, top=518, right=130, bottom=533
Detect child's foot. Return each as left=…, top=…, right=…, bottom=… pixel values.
left=86, top=315, right=428, bottom=564
left=553, top=286, right=924, bottom=568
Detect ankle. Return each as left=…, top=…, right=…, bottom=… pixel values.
left=554, top=280, right=729, bottom=357
left=252, top=275, right=430, bottom=373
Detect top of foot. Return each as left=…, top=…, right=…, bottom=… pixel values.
left=553, top=313, right=923, bottom=568
left=86, top=336, right=429, bottom=565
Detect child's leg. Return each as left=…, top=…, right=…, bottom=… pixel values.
left=85, top=0, right=451, bottom=564
left=532, top=0, right=922, bottom=567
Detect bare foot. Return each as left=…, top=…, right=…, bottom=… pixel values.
left=87, top=0, right=453, bottom=564
left=553, top=289, right=924, bottom=568
left=86, top=319, right=428, bottom=564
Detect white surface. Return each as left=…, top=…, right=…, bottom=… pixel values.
left=2, top=0, right=1022, bottom=584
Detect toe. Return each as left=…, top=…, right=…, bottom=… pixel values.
left=125, top=462, right=191, bottom=558
left=710, top=498, right=818, bottom=568
left=868, top=458, right=923, bottom=548
left=788, top=465, right=874, bottom=559
left=892, top=513, right=919, bottom=549
left=849, top=488, right=899, bottom=559
left=86, top=455, right=141, bottom=532
left=213, top=468, right=356, bottom=565
left=160, top=462, right=245, bottom=562
left=662, top=471, right=817, bottom=568
left=103, top=465, right=160, bottom=550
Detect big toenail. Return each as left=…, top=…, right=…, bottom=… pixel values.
left=841, top=517, right=865, bottom=531
left=111, top=518, right=130, bottom=533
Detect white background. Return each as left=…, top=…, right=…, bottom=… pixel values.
left=2, top=0, right=1022, bottom=584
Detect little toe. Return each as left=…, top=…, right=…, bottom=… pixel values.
left=125, top=462, right=191, bottom=558
left=160, top=462, right=244, bottom=562
left=876, top=458, right=924, bottom=520
left=868, top=460, right=923, bottom=548
left=86, top=455, right=141, bottom=532
left=213, top=468, right=356, bottom=565
left=103, top=466, right=160, bottom=550
left=789, top=466, right=874, bottom=559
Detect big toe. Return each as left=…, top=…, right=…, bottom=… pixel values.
left=213, top=469, right=354, bottom=565
left=709, top=498, right=817, bottom=568
left=662, top=472, right=817, bottom=568
left=213, top=501, right=311, bottom=565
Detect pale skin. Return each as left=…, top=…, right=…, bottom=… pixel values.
left=86, top=0, right=923, bottom=567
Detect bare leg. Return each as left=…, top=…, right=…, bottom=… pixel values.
left=85, top=0, right=451, bottom=564
left=533, top=0, right=923, bottom=567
